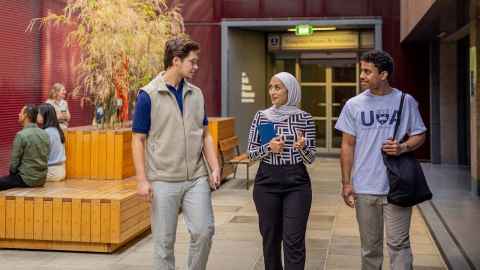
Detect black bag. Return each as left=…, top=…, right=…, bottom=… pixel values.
left=382, top=92, right=432, bottom=207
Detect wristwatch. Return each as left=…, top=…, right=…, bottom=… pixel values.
left=401, top=142, right=410, bottom=153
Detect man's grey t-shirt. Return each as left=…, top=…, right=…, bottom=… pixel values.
left=335, top=88, right=427, bottom=195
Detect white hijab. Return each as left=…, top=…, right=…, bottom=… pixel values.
left=261, top=72, right=303, bottom=122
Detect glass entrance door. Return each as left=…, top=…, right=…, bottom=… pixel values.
left=300, top=60, right=358, bottom=153
left=273, top=58, right=358, bottom=153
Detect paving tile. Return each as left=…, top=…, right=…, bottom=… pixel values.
left=326, top=254, right=362, bottom=268
left=413, top=255, right=446, bottom=267
left=230, top=215, right=258, bottom=223
left=413, top=266, right=445, bottom=270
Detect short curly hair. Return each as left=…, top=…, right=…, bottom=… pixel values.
left=360, top=50, right=394, bottom=80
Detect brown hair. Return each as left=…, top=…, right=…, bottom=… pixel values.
left=163, top=37, right=200, bottom=69
left=48, top=83, right=66, bottom=99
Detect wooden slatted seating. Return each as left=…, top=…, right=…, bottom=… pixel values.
left=0, top=118, right=235, bottom=253
left=218, top=136, right=256, bottom=189
left=0, top=178, right=150, bottom=253
left=65, top=127, right=134, bottom=180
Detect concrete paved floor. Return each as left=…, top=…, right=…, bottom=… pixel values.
left=0, top=158, right=446, bottom=270
left=420, top=163, right=480, bottom=269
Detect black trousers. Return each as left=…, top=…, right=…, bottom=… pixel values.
left=253, top=162, right=312, bottom=270
left=0, top=174, right=28, bottom=191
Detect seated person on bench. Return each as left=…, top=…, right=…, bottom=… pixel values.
left=0, top=104, right=50, bottom=190
left=37, top=103, right=66, bottom=182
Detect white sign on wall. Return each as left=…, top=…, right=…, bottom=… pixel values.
left=268, top=34, right=281, bottom=51
left=241, top=72, right=255, bottom=103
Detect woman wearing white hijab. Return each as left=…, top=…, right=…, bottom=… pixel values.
left=247, top=72, right=316, bottom=270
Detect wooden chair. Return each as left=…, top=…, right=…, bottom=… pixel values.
left=218, top=136, right=256, bottom=189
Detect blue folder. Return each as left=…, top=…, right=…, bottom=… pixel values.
left=258, top=122, right=276, bottom=145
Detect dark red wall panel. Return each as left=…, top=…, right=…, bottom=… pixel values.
left=324, top=0, right=370, bottom=16
left=263, top=0, right=303, bottom=17
left=305, top=0, right=326, bottom=17
left=170, top=0, right=216, bottom=22
left=186, top=25, right=221, bottom=116
left=0, top=0, right=42, bottom=175
left=370, top=0, right=399, bottom=17
left=222, top=0, right=261, bottom=18
left=397, top=42, right=431, bottom=159
left=41, top=0, right=93, bottom=127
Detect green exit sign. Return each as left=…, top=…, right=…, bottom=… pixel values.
left=295, top=24, right=313, bottom=36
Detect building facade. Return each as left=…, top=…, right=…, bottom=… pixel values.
left=401, top=0, right=479, bottom=192
left=0, top=0, right=431, bottom=174
left=179, top=0, right=431, bottom=155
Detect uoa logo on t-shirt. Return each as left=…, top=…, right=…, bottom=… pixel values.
left=360, top=110, right=399, bottom=127
left=376, top=110, right=389, bottom=125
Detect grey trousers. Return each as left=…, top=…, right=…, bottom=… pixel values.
left=150, top=176, right=215, bottom=270
left=355, top=194, right=413, bottom=270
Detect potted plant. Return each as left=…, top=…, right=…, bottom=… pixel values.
left=27, top=0, right=186, bottom=180
left=28, top=0, right=185, bottom=128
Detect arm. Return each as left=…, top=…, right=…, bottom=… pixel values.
left=382, top=133, right=426, bottom=156
left=132, top=133, right=151, bottom=201
left=202, top=127, right=221, bottom=189
left=297, top=115, right=316, bottom=164
left=384, top=94, right=427, bottom=155
left=9, top=134, right=24, bottom=175
left=403, top=133, right=426, bottom=151
left=340, top=133, right=356, bottom=208
left=131, top=90, right=152, bottom=200
left=247, top=112, right=271, bottom=160
left=64, top=104, right=71, bottom=122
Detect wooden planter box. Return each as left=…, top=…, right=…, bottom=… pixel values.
left=65, top=119, right=236, bottom=180
left=0, top=180, right=150, bottom=253
left=65, top=127, right=134, bottom=180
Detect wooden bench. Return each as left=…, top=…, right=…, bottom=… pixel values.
left=218, top=136, right=256, bottom=189
left=0, top=178, right=150, bottom=253
left=0, top=118, right=237, bottom=253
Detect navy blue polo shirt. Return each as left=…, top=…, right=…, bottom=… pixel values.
left=132, top=80, right=208, bottom=134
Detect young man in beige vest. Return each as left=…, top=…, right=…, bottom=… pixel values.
left=132, top=37, right=221, bottom=270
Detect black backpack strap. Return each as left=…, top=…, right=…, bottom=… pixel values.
left=392, top=91, right=406, bottom=141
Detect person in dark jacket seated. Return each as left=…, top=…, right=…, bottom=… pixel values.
left=0, top=104, right=50, bottom=190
